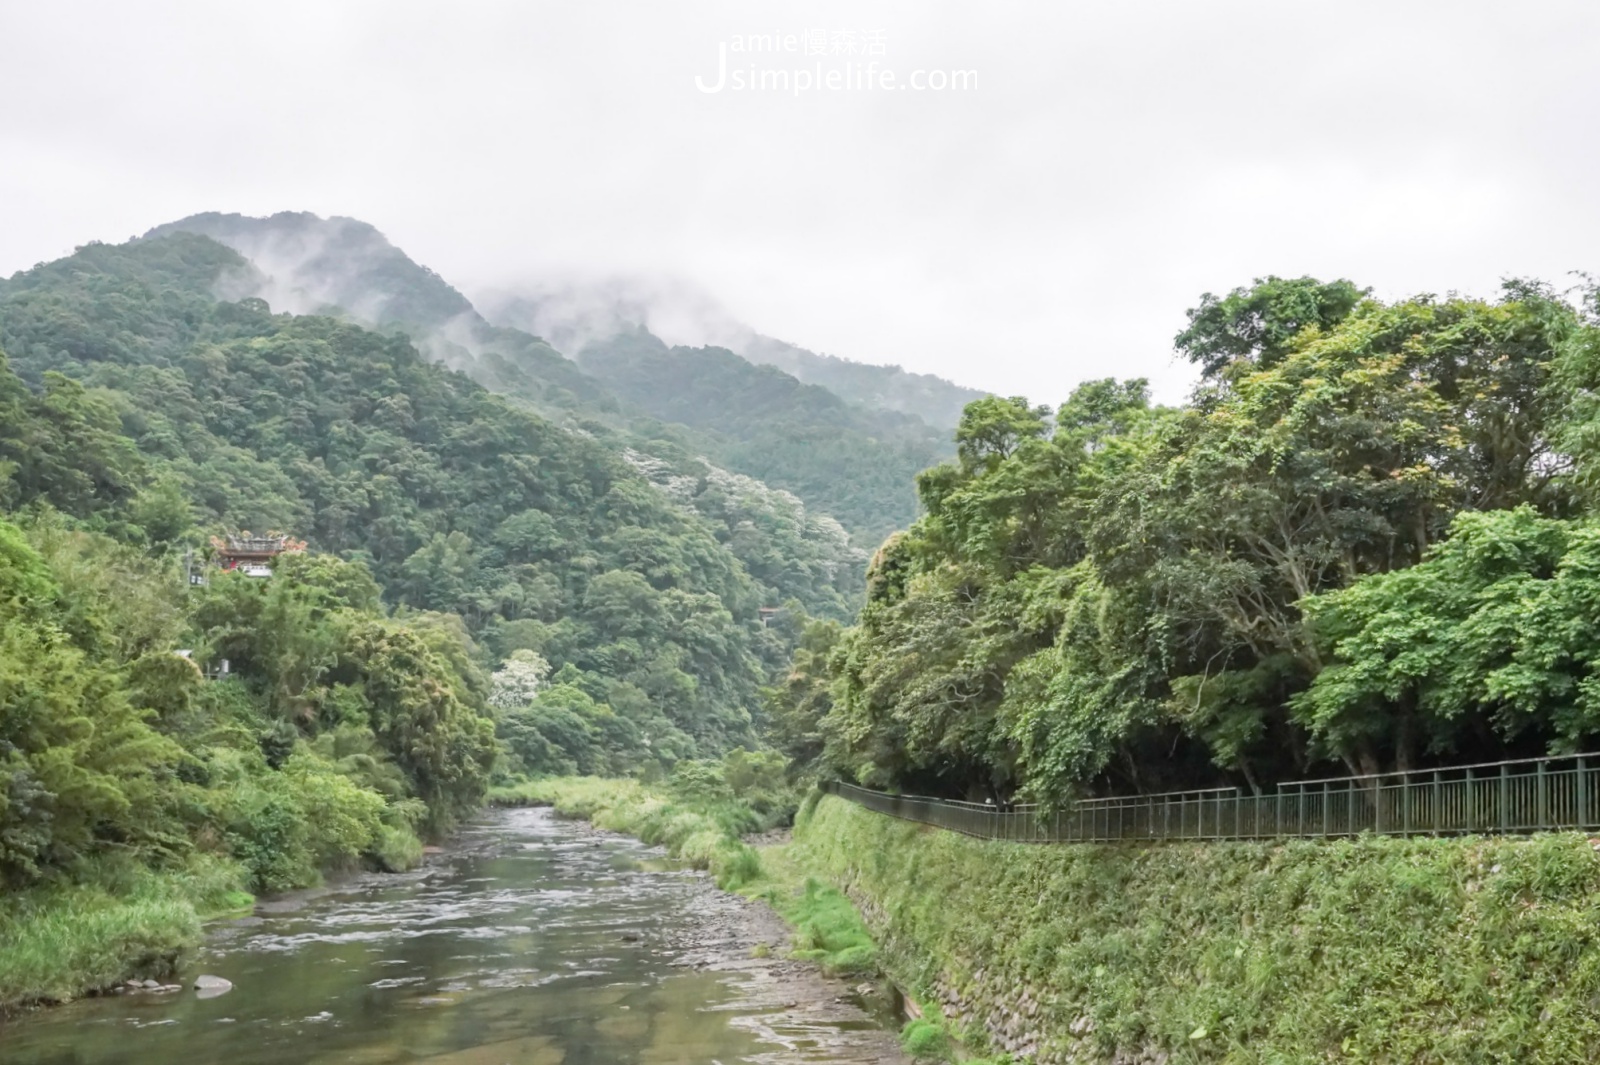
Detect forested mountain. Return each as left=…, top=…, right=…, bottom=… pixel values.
left=572, top=329, right=947, bottom=543
left=478, top=280, right=986, bottom=429
left=142, top=212, right=618, bottom=414
left=0, top=234, right=810, bottom=754
left=148, top=212, right=958, bottom=544
left=771, top=276, right=1600, bottom=805
left=144, top=211, right=476, bottom=329
left=739, top=333, right=985, bottom=431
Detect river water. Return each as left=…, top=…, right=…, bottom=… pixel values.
left=2, top=808, right=907, bottom=1065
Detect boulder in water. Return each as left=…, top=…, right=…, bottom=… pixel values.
left=194, top=974, right=234, bottom=999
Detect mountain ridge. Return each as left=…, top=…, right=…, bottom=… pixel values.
left=477, top=278, right=987, bottom=429
left=143, top=210, right=966, bottom=544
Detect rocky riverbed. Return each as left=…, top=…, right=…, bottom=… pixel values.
left=0, top=807, right=911, bottom=1065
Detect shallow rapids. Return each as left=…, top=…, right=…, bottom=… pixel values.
left=2, top=807, right=907, bottom=1065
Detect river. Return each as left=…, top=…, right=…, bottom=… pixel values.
left=1, top=807, right=908, bottom=1065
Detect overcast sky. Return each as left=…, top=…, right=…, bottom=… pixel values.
left=4, top=1, right=1599, bottom=403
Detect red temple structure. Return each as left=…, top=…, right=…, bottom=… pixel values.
left=210, top=533, right=306, bottom=578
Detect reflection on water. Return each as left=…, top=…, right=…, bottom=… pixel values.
left=1, top=808, right=903, bottom=1065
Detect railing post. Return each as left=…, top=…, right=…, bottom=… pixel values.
left=1465, top=767, right=1474, bottom=831
left=1374, top=776, right=1383, bottom=835
left=1322, top=781, right=1330, bottom=837
left=1580, top=757, right=1590, bottom=831
left=1347, top=783, right=1355, bottom=836
left=1298, top=783, right=1306, bottom=836
left=1500, top=764, right=1510, bottom=832
left=1432, top=771, right=1441, bottom=836
left=1537, top=759, right=1549, bottom=830
left=1402, top=770, right=1411, bottom=837
left=1275, top=786, right=1282, bottom=838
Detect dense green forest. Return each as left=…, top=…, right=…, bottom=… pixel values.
left=0, top=234, right=880, bottom=751
left=739, top=331, right=985, bottom=431
left=771, top=276, right=1600, bottom=804
left=479, top=280, right=986, bottom=430
left=148, top=211, right=950, bottom=544
left=143, top=212, right=622, bottom=415
left=574, top=329, right=948, bottom=543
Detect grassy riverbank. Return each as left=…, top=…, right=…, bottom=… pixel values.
left=493, top=774, right=880, bottom=977
left=505, top=775, right=1018, bottom=1062
left=793, top=794, right=1600, bottom=1064
left=0, top=857, right=252, bottom=1013
left=491, top=775, right=767, bottom=889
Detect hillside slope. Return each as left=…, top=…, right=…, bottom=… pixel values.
left=576, top=328, right=948, bottom=543
left=148, top=212, right=955, bottom=544
left=0, top=234, right=787, bottom=750
left=142, top=212, right=615, bottom=414
left=479, top=279, right=986, bottom=429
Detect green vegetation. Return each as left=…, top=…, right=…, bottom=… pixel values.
left=13, top=207, right=1600, bottom=1063
left=901, top=1016, right=955, bottom=1060
left=0, top=236, right=783, bottom=754
left=797, top=794, right=1600, bottom=1063
left=0, top=856, right=247, bottom=1009
left=775, top=874, right=877, bottom=976
left=151, top=210, right=954, bottom=552
left=574, top=330, right=950, bottom=544
left=739, top=332, right=986, bottom=431
left=0, top=508, right=492, bottom=1008
left=786, top=277, right=1600, bottom=804
left=0, top=227, right=893, bottom=1008
left=896, top=1011, right=1008, bottom=1065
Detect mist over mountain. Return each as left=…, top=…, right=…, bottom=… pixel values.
left=145, top=212, right=476, bottom=329
left=144, top=212, right=615, bottom=414
left=146, top=211, right=966, bottom=543
left=571, top=328, right=947, bottom=543
left=479, top=276, right=986, bottom=429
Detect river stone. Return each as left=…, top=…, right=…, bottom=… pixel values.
left=194, top=974, right=234, bottom=998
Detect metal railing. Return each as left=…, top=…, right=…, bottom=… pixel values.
left=821, top=752, right=1600, bottom=843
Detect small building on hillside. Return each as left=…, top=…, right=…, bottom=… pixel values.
left=211, top=533, right=306, bottom=578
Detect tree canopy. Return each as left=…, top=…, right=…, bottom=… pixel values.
left=799, top=279, right=1600, bottom=803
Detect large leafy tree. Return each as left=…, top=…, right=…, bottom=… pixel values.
left=814, top=278, right=1593, bottom=802
left=1298, top=507, right=1600, bottom=764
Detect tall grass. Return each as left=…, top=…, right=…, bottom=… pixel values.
left=0, top=855, right=252, bottom=1010
left=761, top=875, right=877, bottom=976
